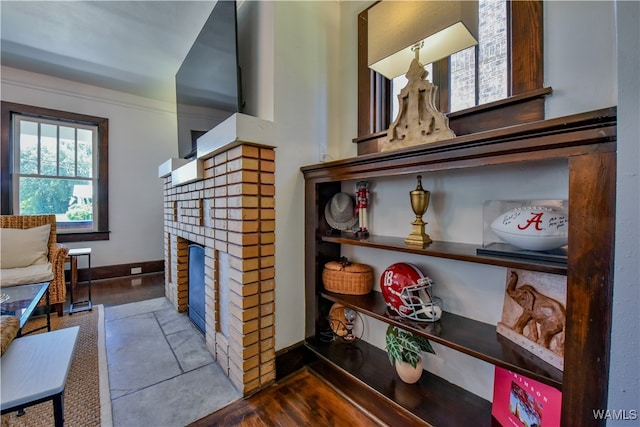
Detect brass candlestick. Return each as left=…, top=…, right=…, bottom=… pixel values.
left=405, top=175, right=432, bottom=246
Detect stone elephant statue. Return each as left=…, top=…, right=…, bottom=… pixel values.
left=506, top=271, right=566, bottom=350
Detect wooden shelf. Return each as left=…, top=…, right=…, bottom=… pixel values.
left=321, top=290, right=563, bottom=388
left=306, top=337, right=493, bottom=427
left=321, top=234, right=567, bottom=275
left=303, top=108, right=617, bottom=426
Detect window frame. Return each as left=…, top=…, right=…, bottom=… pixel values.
left=1, top=102, right=110, bottom=242
left=356, top=0, right=548, bottom=154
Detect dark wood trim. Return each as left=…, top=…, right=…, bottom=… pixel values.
left=447, top=87, right=552, bottom=120
left=0, top=102, right=109, bottom=238
left=275, top=341, right=316, bottom=381
left=510, top=0, right=544, bottom=93
left=0, top=103, right=12, bottom=211
left=357, top=8, right=372, bottom=136
left=58, top=231, right=111, bottom=243
left=68, top=259, right=164, bottom=283
left=563, top=151, right=615, bottom=426
left=96, top=117, right=109, bottom=233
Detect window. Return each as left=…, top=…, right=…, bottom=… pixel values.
left=1, top=102, right=109, bottom=242
left=392, top=0, right=507, bottom=117
left=358, top=0, right=546, bottom=149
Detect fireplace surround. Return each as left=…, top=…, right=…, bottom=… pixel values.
left=159, top=125, right=276, bottom=395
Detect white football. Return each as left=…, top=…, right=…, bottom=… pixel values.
left=490, top=206, right=568, bottom=251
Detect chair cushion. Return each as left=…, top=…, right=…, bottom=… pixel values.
left=0, top=225, right=50, bottom=269
left=0, top=263, right=54, bottom=287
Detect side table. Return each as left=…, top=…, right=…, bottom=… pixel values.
left=67, top=248, right=92, bottom=314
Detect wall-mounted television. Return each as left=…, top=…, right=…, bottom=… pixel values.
left=176, top=0, right=243, bottom=159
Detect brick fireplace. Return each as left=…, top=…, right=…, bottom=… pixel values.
left=159, top=139, right=276, bottom=395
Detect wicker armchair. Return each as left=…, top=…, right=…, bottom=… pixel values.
left=0, top=215, right=68, bottom=316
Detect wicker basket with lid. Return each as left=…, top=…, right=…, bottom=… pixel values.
left=322, top=257, right=373, bottom=295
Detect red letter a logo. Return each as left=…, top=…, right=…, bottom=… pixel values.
left=517, top=212, right=544, bottom=231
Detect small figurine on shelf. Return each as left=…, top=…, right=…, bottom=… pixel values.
left=355, top=181, right=370, bottom=238
left=343, top=308, right=357, bottom=342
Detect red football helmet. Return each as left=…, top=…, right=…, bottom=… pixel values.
left=380, top=263, right=440, bottom=322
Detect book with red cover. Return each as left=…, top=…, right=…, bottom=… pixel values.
left=492, top=367, right=562, bottom=427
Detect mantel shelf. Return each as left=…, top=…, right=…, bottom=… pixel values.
left=321, top=289, right=563, bottom=388
left=321, top=234, right=567, bottom=275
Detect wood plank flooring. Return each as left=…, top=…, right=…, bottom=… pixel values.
left=64, top=271, right=165, bottom=310
left=70, top=273, right=391, bottom=426
left=188, top=368, right=385, bottom=427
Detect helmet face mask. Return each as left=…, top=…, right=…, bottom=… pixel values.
left=381, top=263, right=442, bottom=322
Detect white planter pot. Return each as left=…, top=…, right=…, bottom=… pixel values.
left=395, top=358, right=423, bottom=384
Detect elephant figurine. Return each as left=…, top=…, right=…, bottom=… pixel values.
left=506, top=271, right=566, bottom=351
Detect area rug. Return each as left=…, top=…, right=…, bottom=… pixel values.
left=1, top=305, right=112, bottom=427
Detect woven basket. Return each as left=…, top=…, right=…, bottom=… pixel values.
left=322, top=259, right=373, bottom=295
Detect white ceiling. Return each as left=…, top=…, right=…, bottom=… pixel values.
left=0, top=1, right=217, bottom=102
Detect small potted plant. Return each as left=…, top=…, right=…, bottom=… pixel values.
left=385, top=325, right=435, bottom=384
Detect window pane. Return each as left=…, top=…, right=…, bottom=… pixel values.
left=59, top=126, right=76, bottom=177
left=67, top=182, right=93, bottom=222
left=19, top=120, right=38, bottom=174
left=77, top=128, right=93, bottom=178
left=18, top=176, right=93, bottom=226
left=40, top=123, right=58, bottom=175
left=18, top=176, right=75, bottom=215
left=478, top=0, right=507, bottom=104
left=450, top=47, right=477, bottom=112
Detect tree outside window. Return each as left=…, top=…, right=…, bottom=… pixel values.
left=14, top=115, right=98, bottom=232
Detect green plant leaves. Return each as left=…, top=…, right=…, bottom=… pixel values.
left=385, top=325, right=435, bottom=369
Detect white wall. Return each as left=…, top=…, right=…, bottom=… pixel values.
left=270, top=0, right=344, bottom=350
left=609, top=1, right=640, bottom=424
left=544, top=1, right=617, bottom=118
left=1, top=66, right=176, bottom=268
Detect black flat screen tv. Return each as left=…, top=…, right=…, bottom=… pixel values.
left=176, top=0, right=243, bottom=159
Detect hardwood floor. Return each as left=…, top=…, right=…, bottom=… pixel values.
left=188, top=368, right=385, bottom=427
left=64, top=271, right=165, bottom=310
left=66, top=273, right=391, bottom=426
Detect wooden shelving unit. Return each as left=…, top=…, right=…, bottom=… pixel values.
left=301, top=107, right=616, bottom=426
left=306, top=337, right=492, bottom=427
left=322, top=234, right=567, bottom=275
left=320, top=290, right=563, bottom=387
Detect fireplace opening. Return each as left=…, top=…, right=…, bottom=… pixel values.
left=188, top=243, right=205, bottom=334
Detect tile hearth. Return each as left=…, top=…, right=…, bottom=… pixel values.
left=106, top=297, right=240, bottom=427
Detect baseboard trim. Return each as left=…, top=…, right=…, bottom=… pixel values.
left=68, top=260, right=164, bottom=282
left=275, top=341, right=316, bottom=381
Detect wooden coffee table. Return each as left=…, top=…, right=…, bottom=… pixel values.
left=0, top=282, right=50, bottom=336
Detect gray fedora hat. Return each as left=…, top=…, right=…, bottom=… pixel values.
left=325, top=192, right=358, bottom=231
